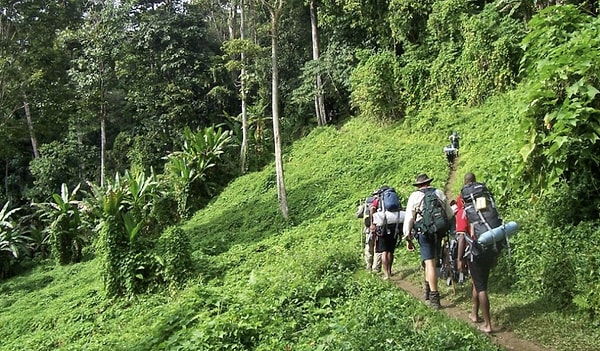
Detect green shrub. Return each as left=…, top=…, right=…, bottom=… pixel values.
left=33, top=184, right=88, bottom=265
left=28, top=140, right=99, bottom=202
left=350, top=50, right=404, bottom=122
left=0, top=202, right=32, bottom=278
left=157, top=226, right=193, bottom=289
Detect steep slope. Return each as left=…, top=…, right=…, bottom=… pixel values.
left=0, top=117, right=499, bottom=350
left=3, top=105, right=598, bottom=350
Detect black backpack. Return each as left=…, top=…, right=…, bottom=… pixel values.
left=460, top=182, right=502, bottom=237
left=415, top=188, right=451, bottom=237
left=461, top=182, right=505, bottom=256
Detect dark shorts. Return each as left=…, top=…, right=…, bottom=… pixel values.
left=417, top=232, right=443, bottom=261
left=468, top=250, right=497, bottom=292
left=375, top=226, right=398, bottom=253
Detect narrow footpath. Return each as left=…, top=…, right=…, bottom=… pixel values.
left=388, top=273, right=550, bottom=351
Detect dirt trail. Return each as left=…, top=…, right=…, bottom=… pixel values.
left=388, top=159, right=552, bottom=351
left=389, top=273, right=550, bottom=351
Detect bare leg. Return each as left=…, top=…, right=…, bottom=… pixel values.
left=382, top=252, right=393, bottom=279
left=470, top=283, right=481, bottom=323
left=478, top=290, right=492, bottom=333
left=424, top=259, right=438, bottom=291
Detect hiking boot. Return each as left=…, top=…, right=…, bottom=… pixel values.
left=429, top=291, right=441, bottom=309
left=423, top=281, right=431, bottom=301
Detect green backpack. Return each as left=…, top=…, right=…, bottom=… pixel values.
left=415, top=188, right=450, bottom=237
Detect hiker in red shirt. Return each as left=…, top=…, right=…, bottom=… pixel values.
left=454, top=195, right=469, bottom=276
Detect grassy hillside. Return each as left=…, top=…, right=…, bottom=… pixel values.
left=1, top=92, right=599, bottom=350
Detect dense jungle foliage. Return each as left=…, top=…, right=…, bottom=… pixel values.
left=1, top=0, right=599, bottom=350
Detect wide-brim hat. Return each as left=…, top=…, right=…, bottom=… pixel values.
left=413, top=173, right=433, bottom=186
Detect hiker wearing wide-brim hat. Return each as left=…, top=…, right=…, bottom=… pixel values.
left=403, top=172, right=455, bottom=310
left=412, top=173, right=434, bottom=187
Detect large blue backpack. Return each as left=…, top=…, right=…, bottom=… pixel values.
left=379, top=187, right=401, bottom=211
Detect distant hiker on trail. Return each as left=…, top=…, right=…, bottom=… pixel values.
left=403, top=174, right=455, bottom=309
left=457, top=172, right=500, bottom=334
left=356, top=191, right=382, bottom=273
left=444, top=144, right=457, bottom=168
left=369, top=186, right=404, bottom=280
left=449, top=131, right=460, bottom=149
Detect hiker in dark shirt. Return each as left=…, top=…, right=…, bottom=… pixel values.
left=457, top=172, right=498, bottom=334
left=449, top=131, right=460, bottom=149
left=369, top=187, right=403, bottom=280
left=444, top=145, right=457, bottom=168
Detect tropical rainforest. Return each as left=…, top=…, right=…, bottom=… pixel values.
left=1, top=0, right=599, bottom=350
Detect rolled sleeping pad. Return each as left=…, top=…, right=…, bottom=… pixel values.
left=373, top=210, right=405, bottom=226
left=444, top=146, right=456, bottom=153
left=477, top=221, right=518, bottom=246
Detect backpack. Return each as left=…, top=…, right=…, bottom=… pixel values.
left=379, top=187, right=401, bottom=211
left=460, top=182, right=502, bottom=237
left=415, top=188, right=450, bottom=237
left=357, top=196, right=376, bottom=227
left=461, top=182, right=504, bottom=256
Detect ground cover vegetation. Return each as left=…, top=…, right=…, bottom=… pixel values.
left=1, top=0, right=599, bottom=350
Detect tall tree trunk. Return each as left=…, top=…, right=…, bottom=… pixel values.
left=228, top=0, right=238, bottom=41
left=310, top=0, right=326, bottom=126
left=100, top=100, right=106, bottom=187
left=22, top=94, right=39, bottom=159
left=240, top=0, right=249, bottom=174
left=266, top=0, right=288, bottom=219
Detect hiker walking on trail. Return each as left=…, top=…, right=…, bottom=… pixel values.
left=444, top=144, right=457, bottom=168
left=449, top=131, right=460, bottom=150
left=402, top=174, right=455, bottom=309
left=356, top=191, right=382, bottom=273
left=369, top=186, right=403, bottom=280
left=457, top=172, right=500, bottom=334
left=453, top=195, right=469, bottom=282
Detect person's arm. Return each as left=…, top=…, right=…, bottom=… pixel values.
left=369, top=198, right=378, bottom=233
left=403, top=194, right=416, bottom=240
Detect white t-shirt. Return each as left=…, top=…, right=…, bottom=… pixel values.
left=402, top=186, right=454, bottom=239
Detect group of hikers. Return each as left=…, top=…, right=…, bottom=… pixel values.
left=356, top=137, right=507, bottom=334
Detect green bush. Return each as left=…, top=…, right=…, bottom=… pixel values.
left=350, top=50, right=404, bottom=122
left=157, top=226, right=193, bottom=289
left=34, top=184, right=87, bottom=266
left=28, top=140, right=98, bottom=202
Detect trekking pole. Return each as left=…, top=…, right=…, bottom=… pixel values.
left=360, top=224, right=365, bottom=250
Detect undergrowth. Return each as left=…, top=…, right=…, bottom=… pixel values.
left=1, top=96, right=599, bottom=350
